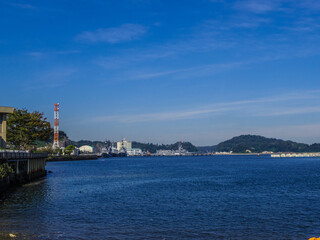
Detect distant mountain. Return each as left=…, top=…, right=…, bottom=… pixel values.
left=214, top=135, right=320, bottom=153
left=132, top=141, right=198, bottom=153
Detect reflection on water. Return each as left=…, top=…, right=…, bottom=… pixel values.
left=1, top=156, right=320, bottom=239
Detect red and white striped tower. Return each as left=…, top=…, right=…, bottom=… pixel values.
left=53, top=103, right=60, bottom=149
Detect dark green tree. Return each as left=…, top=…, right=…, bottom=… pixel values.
left=64, top=145, right=75, bottom=155
left=7, top=109, right=52, bottom=150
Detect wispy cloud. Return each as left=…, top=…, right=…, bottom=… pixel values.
left=281, top=17, right=320, bottom=33
left=96, top=51, right=174, bottom=69
left=94, top=20, right=238, bottom=69
left=94, top=10, right=318, bottom=73
left=9, top=2, right=37, bottom=10
left=25, top=50, right=81, bottom=58
left=234, top=0, right=280, bottom=13
left=25, top=52, right=45, bottom=58
left=90, top=90, right=320, bottom=123
left=75, top=24, right=147, bottom=43
left=250, top=123, right=320, bottom=144
left=92, top=107, right=235, bottom=123
left=257, top=106, right=320, bottom=117
left=129, top=60, right=248, bottom=80
left=121, top=53, right=307, bottom=81
left=24, top=68, right=77, bottom=90
left=233, top=0, right=320, bottom=13
left=298, top=0, right=320, bottom=10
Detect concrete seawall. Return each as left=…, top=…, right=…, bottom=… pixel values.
left=0, top=151, right=47, bottom=195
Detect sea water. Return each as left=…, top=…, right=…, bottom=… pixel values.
left=1, top=156, right=320, bottom=239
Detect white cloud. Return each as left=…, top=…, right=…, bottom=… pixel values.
left=75, top=24, right=147, bottom=43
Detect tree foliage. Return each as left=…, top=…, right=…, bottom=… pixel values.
left=64, top=145, right=75, bottom=155
left=7, top=109, right=52, bottom=149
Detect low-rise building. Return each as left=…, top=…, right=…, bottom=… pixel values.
left=79, top=145, right=94, bottom=153
left=127, top=148, right=143, bottom=156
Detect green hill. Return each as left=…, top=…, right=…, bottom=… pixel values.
left=214, top=135, right=320, bottom=153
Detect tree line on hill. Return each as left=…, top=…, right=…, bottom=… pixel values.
left=213, top=135, right=320, bottom=153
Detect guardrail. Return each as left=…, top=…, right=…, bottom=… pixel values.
left=0, top=151, right=48, bottom=160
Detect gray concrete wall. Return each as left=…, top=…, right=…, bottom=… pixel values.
left=0, top=114, right=5, bottom=148
left=0, top=107, right=14, bottom=149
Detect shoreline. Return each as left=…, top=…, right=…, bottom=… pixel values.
left=46, top=154, right=99, bottom=162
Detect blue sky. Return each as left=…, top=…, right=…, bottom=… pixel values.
left=1, top=0, right=320, bottom=145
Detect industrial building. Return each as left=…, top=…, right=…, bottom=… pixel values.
left=0, top=106, right=14, bottom=149
left=117, top=139, right=132, bottom=151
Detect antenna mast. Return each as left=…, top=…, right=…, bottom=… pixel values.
left=53, top=103, right=60, bottom=149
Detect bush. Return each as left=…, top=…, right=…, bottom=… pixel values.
left=0, top=163, right=14, bottom=178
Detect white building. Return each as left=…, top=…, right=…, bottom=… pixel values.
left=156, top=150, right=175, bottom=156
left=79, top=145, right=94, bottom=153
left=117, top=139, right=132, bottom=151
left=127, top=148, right=143, bottom=156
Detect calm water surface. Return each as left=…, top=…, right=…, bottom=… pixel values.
left=1, top=156, right=320, bottom=239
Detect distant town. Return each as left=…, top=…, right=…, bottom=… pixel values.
left=62, top=138, right=320, bottom=158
